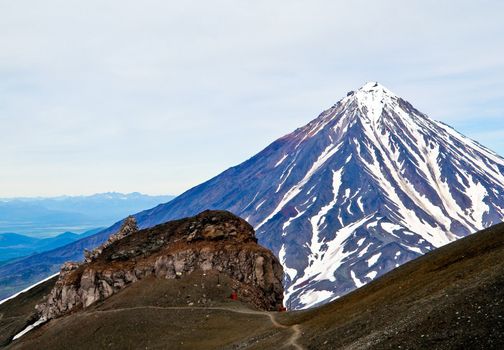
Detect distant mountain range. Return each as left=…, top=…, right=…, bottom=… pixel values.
left=0, top=229, right=102, bottom=263
left=0, top=192, right=174, bottom=237
left=2, top=83, right=503, bottom=308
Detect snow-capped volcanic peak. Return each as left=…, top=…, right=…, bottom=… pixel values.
left=354, top=81, right=397, bottom=102
left=343, top=81, right=398, bottom=122
left=243, top=82, right=504, bottom=307
left=125, top=82, right=504, bottom=310
left=261, top=83, right=504, bottom=308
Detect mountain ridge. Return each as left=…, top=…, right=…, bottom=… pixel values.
left=0, top=229, right=103, bottom=263
left=0, top=192, right=174, bottom=237
left=35, top=210, right=284, bottom=322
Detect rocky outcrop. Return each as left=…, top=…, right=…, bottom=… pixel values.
left=84, top=216, right=138, bottom=262
left=36, top=210, right=284, bottom=319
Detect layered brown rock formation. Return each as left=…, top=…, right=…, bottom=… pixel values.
left=36, top=210, right=284, bottom=320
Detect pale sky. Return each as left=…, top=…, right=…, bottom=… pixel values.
left=1, top=0, right=503, bottom=197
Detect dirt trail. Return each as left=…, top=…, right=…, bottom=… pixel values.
left=288, top=324, right=303, bottom=350
left=91, top=306, right=304, bottom=349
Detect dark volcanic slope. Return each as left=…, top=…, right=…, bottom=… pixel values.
left=5, top=222, right=504, bottom=349
left=7, top=272, right=294, bottom=350
left=283, top=221, right=504, bottom=349
left=0, top=277, right=57, bottom=347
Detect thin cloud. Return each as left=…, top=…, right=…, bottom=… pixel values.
left=0, top=0, right=503, bottom=196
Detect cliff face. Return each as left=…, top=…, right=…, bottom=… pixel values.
left=36, top=210, right=284, bottom=319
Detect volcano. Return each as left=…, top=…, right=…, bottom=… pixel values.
left=4, top=82, right=504, bottom=309
left=136, top=82, right=504, bottom=308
